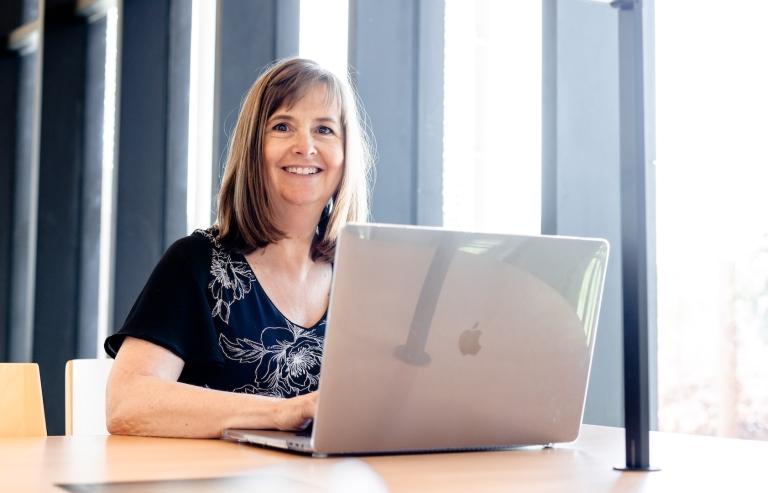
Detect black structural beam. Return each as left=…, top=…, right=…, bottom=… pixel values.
left=212, top=0, right=299, bottom=197
left=0, top=49, right=15, bottom=362
left=348, top=0, right=444, bottom=226
left=1, top=2, right=42, bottom=365
left=615, top=0, right=656, bottom=472
left=1, top=0, right=41, bottom=363
left=112, top=0, right=191, bottom=330
left=4, top=33, right=41, bottom=365
left=542, top=0, right=645, bottom=430
left=542, top=0, right=656, bottom=469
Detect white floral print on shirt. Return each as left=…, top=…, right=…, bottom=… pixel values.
left=219, top=320, right=324, bottom=397
left=197, top=229, right=256, bottom=324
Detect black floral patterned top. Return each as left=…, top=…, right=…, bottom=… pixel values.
left=104, top=228, right=326, bottom=397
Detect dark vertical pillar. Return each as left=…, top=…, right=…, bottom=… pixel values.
left=33, top=0, right=118, bottom=434
left=0, top=3, right=23, bottom=361
left=542, top=0, right=657, bottom=464
left=211, top=0, right=299, bottom=199
left=0, top=49, right=16, bottom=361
left=616, top=0, right=655, bottom=471
left=1, top=0, right=41, bottom=363
left=165, top=0, right=192, bottom=245
left=112, top=0, right=191, bottom=330
left=348, top=0, right=444, bottom=226
left=33, top=0, right=90, bottom=434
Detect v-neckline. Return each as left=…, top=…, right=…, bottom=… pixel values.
left=237, top=251, right=329, bottom=330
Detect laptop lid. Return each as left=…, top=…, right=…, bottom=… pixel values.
left=311, top=223, right=609, bottom=455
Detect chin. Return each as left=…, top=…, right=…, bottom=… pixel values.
left=279, top=195, right=327, bottom=209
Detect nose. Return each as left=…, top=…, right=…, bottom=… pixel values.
left=292, top=130, right=317, bottom=156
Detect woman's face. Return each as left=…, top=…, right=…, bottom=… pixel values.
left=262, top=84, right=344, bottom=215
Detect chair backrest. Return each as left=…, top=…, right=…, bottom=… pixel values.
left=65, top=358, right=114, bottom=436
left=0, top=363, right=47, bottom=437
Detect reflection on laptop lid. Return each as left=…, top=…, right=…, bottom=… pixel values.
left=224, top=223, right=609, bottom=456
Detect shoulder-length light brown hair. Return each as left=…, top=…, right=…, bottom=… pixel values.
left=215, top=58, right=373, bottom=262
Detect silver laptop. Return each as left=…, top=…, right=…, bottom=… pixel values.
left=223, top=223, right=609, bottom=456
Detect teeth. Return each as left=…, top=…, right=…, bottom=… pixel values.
left=285, top=167, right=319, bottom=175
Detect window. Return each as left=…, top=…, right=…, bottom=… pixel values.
left=443, top=0, right=541, bottom=234
left=185, top=0, right=349, bottom=234
left=656, top=1, right=768, bottom=439
left=96, top=4, right=119, bottom=356
left=299, top=0, right=349, bottom=78
left=186, top=0, right=217, bottom=234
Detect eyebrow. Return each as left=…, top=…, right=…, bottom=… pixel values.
left=269, top=113, right=339, bottom=125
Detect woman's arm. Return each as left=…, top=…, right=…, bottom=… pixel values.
left=106, top=337, right=316, bottom=438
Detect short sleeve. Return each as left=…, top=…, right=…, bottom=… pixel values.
left=104, top=235, right=224, bottom=365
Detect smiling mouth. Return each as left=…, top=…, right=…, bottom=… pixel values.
left=283, top=166, right=320, bottom=175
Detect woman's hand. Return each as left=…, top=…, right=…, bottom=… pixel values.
left=272, top=392, right=318, bottom=431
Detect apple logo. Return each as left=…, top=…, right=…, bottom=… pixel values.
left=459, top=323, right=482, bottom=356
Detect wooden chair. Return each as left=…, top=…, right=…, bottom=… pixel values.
left=0, top=363, right=47, bottom=437
left=65, top=358, right=114, bottom=435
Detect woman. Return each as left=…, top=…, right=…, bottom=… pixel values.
left=105, top=58, right=372, bottom=438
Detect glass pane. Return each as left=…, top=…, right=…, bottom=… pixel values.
left=299, top=0, right=348, bottom=78
left=187, top=0, right=217, bottom=234
left=443, top=0, right=541, bottom=234
left=656, top=1, right=768, bottom=439
left=549, top=0, right=622, bottom=427
left=97, top=5, right=119, bottom=356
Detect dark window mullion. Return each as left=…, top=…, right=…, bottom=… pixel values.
left=348, top=0, right=444, bottom=226
left=1, top=0, right=43, bottom=363
left=112, top=0, right=193, bottom=331
left=34, top=2, right=90, bottom=434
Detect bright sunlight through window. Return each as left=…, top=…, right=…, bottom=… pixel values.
left=443, top=0, right=541, bottom=234
left=656, top=1, right=768, bottom=440
left=299, top=0, right=349, bottom=78
left=186, top=0, right=217, bottom=234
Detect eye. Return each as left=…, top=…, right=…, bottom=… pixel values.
left=317, top=125, right=335, bottom=135
left=272, top=122, right=289, bottom=132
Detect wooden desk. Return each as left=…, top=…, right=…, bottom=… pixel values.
left=1, top=425, right=766, bottom=492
